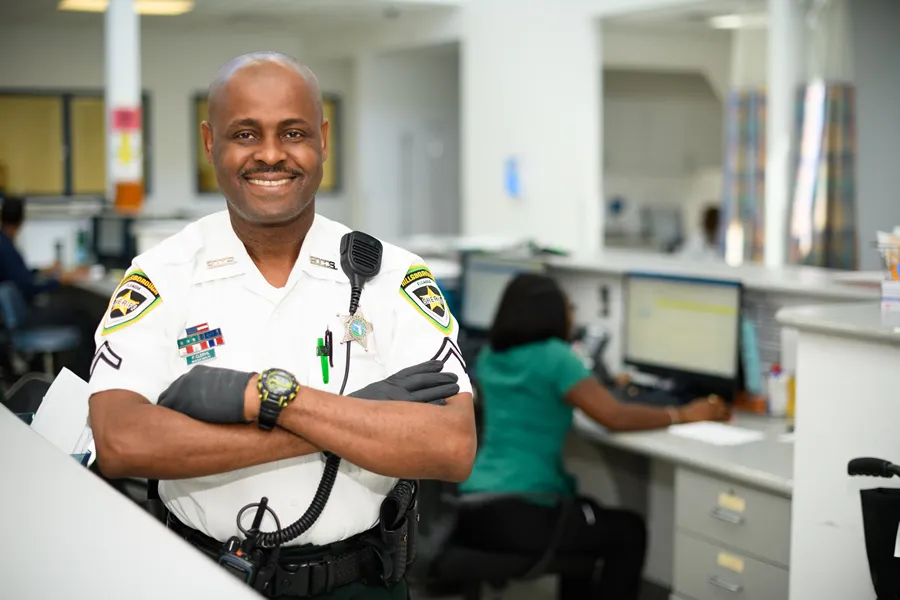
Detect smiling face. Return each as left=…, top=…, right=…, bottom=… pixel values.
left=201, top=60, right=328, bottom=226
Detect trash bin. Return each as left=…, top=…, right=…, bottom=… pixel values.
left=849, top=457, right=900, bottom=599
left=860, top=488, right=900, bottom=599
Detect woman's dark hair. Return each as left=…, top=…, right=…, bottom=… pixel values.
left=489, top=273, right=569, bottom=352
left=1, top=196, right=25, bottom=227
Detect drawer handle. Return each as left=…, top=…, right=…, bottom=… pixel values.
left=710, top=507, right=745, bottom=525
left=709, top=576, right=743, bottom=593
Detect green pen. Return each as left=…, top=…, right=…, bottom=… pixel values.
left=317, top=337, right=330, bottom=384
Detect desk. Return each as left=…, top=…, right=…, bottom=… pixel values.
left=0, top=407, right=259, bottom=599
left=74, top=274, right=121, bottom=299
left=777, top=302, right=900, bottom=599
left=570, top=412, right=794, bottom=600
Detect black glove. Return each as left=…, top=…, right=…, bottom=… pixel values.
left=158, top=365, right=255, bottom=424
left=349, top=360, right=458, bottom=406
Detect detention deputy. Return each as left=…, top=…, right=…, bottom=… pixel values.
left=87, top=52, right=476, bottom=600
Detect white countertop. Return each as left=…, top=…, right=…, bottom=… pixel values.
left=776, top=302, right=900, bottom=345
left=546, top=250, right=880, bottom=301
left=0, top=408, right=260, bottom=599
left=573, top=410, right=794, bottom=496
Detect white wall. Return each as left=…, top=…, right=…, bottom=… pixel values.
left=850, top=0, right=900, bottom=270
left=730, top=28, right=768, bottom=88
left=601, top=24, right=732, bottom=100
left=0, top=23, right=356, bottom=225
left=355, top=45, right=460, bottom=240
left=603, top=69, right=724, bottom=244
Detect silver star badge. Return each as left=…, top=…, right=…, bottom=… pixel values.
left=339, top=309, right=373, bottom=351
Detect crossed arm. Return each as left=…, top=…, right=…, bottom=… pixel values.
left=89, top=383, right=475, bottom=482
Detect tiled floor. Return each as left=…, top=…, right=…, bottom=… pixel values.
left=411, top=578, right=670, bottom=599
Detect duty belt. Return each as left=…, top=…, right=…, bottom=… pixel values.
left=164, top=479, right=419, bottom=597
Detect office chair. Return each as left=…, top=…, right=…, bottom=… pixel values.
left=0, top=282, right=81, bottom=376
left=415, top=383, right=598, bottom=600
left=419, top=487, right=597, bottom=600
left=1, top=371, right=53, bottom=415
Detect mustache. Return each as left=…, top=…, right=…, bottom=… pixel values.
left=240, top=165, right=303, bottom=178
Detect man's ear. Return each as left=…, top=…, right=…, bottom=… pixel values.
left=320, top=119, right=329, bottom=163
left=200, top=121, right=214, bottom=163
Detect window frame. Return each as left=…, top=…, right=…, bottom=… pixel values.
left=0, top=88, right=152, bottom=199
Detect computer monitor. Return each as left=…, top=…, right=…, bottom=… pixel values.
left=92, top=213, right=136, bottom=270
left=458, top=253, right=546, bottom=332
left=623, top=272, right=742, bottom=396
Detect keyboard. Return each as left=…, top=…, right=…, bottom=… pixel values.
left=612, top=385, right=686, bottom=407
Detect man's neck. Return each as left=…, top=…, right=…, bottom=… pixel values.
left=1, top=226, right=16, bottom=240
left=230, top=209, right=315, bottom=288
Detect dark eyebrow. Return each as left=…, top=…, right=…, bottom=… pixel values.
left=280, top=117, right=311, bottom=128
left=229, top=118, right=260, bottom=129
left=227, top=117, right=311, bottom=130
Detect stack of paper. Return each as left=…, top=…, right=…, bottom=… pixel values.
left=29, top=368, right=94, bottom=457
left=668, top=422, right=765, bottom=446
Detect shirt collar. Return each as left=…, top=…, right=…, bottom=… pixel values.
left=297, top=214, right=345, bottom=282
left=193, top=211, right=249, bottom=284
left=193, top=211, right=346, bottom=285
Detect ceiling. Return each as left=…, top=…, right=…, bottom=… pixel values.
left=605, top=0, right=768, bottom=31
left=0, top=0, right=461, bottom=30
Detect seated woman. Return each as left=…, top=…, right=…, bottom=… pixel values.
left=456, top=273, right=729, bottom=600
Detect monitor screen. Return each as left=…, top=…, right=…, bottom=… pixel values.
left=624, top=273, right=741, bottom=381
left=459, top=254, right=546, bottom=331
left=95, top=217, right=126, bottom=255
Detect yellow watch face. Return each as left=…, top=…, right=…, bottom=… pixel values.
left=259, top=369, right=298, bottom=407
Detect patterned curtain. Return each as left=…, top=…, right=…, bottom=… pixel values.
left=721, top=90, right=767, bottom=263
left=788, top=82, right=857, bottom=270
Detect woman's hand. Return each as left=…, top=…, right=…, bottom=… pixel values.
left=678, top=395, right=731, bottom=423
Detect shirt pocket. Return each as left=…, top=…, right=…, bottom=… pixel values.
left=307, top=310, right=386, bottom=396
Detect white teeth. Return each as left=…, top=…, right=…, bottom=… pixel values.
left=248, top=178, right=292, bottom=187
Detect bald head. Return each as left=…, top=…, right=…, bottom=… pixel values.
left=207, top=51, right=323, bottom=123
left=200, top=51, right=329, bottom=227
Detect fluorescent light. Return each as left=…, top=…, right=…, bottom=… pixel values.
left=58, top=0, right=194, bottom=15
left=59, top=0, right=106, bottom=11
left=708, top=13, right=768, bottom=29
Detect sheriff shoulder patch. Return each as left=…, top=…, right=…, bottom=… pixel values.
left=101, top=269, right=162, bottom=335
left=399, top=264, right=453, bottom=334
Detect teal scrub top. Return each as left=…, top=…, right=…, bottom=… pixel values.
left=460, top=338, right=592, bottom=499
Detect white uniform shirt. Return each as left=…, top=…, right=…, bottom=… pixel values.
left=89, top=210, right=471, bottom=547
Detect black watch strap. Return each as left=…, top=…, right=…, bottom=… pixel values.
left=258, top=399, right=282, bottom=431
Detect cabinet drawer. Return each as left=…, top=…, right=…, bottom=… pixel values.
left=675, top=469, right=791, bottom=566
left=674, top=533, right=789, bottom=600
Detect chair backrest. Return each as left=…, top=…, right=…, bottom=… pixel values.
left=408, top=479, right=463, bottom=582
left=2, top=372, right=52, bottom=414
left=0, top=282, right=30, bottom=330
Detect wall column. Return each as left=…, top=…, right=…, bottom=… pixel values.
left=105, top=0, right=143, bottom=211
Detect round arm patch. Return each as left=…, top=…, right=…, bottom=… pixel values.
left=399, top=264, right=453, bottom=334
left=101, top=269, right=162, bottom=335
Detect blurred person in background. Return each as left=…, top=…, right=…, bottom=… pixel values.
left=0, top=196, right=88, bottom=302
left=455, top=273, right=729, bottom=600
left=678, top=204, right=722, bottom=261
left=0, top=196, right=93, bottom=378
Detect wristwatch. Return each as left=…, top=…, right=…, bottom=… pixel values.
left=257, top=368, right=300, bottom=431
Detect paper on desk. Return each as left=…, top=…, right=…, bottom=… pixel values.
left=29, top=368, right=91, bottom=455
left=668, top=422, right=765, bottom=446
